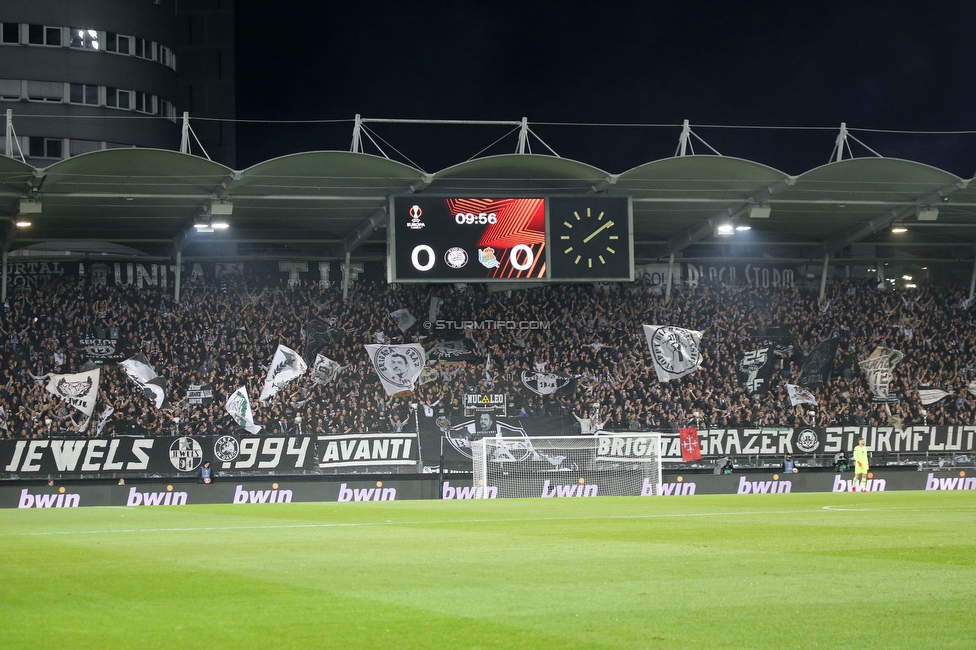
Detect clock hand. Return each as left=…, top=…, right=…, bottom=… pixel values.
left=582, top=220, right=615, bottom=243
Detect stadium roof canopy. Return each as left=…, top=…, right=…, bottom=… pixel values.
left=0, top=147, right=974, bottom=268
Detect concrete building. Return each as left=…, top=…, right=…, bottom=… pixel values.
left=0, top=0, right=234, bottom=167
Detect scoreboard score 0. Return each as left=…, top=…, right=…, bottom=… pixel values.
left=389, top=195, right=632, bottom=283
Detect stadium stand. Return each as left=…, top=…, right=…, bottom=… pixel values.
left=1, top=271, right=973, bottom=441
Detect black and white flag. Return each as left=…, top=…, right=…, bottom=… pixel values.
left=95, top=406, right=115, bottom=435
left=119, top=352, right=168, bottom=409
left=310, top=353, right=343, bottom=386
left=303, top=318, right=342, bottom=365
left=186, top=383, right=214, bottom=405
left=260, top=344, right=308, bottom=402
left=365, top=344, right=426, bottom=396
left=427, top=339, right=479, bottom=362
left=77, top=336, right=132, bottom=363
left=738, top=346, right=776, bottom=394
left=919, top=386, right=951, bottom=405
left=0, top=405, right=6, bottom=431
left=642, top=325, right=703, bottom=383
left=520, top=370, right=578, bottom=396
left=798, top=338, right=840, bottom=388
left=226, top=386, right=262, bottom=434
left=45, top=368, right=100, bottom=418
left=786, top=384, right=818, bottom=406
left=428, top=295, right=443, bottom=323
left=859, top=347, right=903, bottom=403
left=390, top=309, right=417, bottom=333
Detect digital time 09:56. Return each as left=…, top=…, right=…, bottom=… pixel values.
left=455, top=212, right=497, bottom=225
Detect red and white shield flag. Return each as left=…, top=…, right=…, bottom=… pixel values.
left=679, top=427, right=702, bottom=461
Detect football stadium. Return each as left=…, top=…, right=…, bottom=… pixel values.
left=2, top=3, right=976, bottom=648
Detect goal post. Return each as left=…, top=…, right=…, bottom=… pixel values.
left=471, top=433, right=663, bottom=499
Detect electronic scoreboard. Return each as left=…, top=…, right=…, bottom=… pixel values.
left=389, top=195, right=632, bottom=283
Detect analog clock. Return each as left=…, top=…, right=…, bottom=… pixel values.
left=548, top=196, right=632, bottom=281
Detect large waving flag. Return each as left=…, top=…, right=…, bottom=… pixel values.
left=680, top=427, right=702, bottom=461
left=365, top=344, right=426, bottom=396
left=45, top=368, right=100, bottom=418
left=259, top=344, right=308, bottom=403
left=642, top=325, right=703, bottom=382
left=225, top=386, right=262, bottom=434
left=120, top=352, right=168, bottom=409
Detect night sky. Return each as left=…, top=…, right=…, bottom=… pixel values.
left=235, top=1, right=976, bottom=177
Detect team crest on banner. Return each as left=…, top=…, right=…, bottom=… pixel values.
left=520, top=371, right=577, bottom=396
left=365, top=344, right=426, bottom=395
left=444, top=415, right=531, bottom=460
left=642, top=325, right=703, bottom=382
left=169, top=437, right=203, bottom=472
left=427, top=339, right=479, bottom=361
left=45, top=369, right=100, bottom=417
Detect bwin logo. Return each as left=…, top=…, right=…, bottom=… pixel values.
left=441, top=481, right=497, bottom=499
left=18, top=489, right=80, bottom=508
left=651, top=479, right=696, bottom=496
left=541, top=480, right=598, bottom=498
left=126, top=487, right=188, bottom=506
left=925, top=473, right=976, bottom=491
left=737, top=476, right=793, bottom=494
left=233, top=485, right=293, bottom=504
left=831, top=475, right=886, bottom=492
left=337, top=483, right=397, bottom=502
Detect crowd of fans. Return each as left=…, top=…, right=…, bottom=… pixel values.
left=1, top=268, right=975, bottom=440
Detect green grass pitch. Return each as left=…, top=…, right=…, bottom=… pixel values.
left=1, top=491, right=974, bottom=649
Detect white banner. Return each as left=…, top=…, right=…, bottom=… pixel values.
left=225, top=386, right=262, bottom=434
left=786, top=384, right=818, bottom=406
left=390, top=309, right=417, bottom=333
left=45, top=369, right=100, bottom=418
left=310, top=353, right=343, bottom=386
left=365, top=344, right=426, bottom=395
left=642, top=325, right=703, bottom=382
left=259, top=344, right=308, bottom=403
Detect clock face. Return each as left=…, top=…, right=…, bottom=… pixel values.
left=548, top=196, right=632, bottom=281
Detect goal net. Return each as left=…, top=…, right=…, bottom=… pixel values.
left=471, top=433, right=663, bottom=499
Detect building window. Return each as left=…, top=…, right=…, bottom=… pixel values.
left=30, top=25, right=63, bottom=46
left=69, top=28, right=99, bottom=50
left=135, top=38, right=154, bottom=60
left=106, top=87, right=132, bottom=110
left=26, top=80, right=64, bottom=102
left=29, top=137, right=63, bottom=159
left=1, top=23, right=19, bottom=44
left=0, top=79, right=20, bottom=100
left=105, top=32, right=132, bottom=55
left=69, top=83, right=99, bottom=105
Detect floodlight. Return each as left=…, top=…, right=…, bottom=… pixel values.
left=18, top=199, right=42, bottom=215
left=748, top=204, right=771, bottom=219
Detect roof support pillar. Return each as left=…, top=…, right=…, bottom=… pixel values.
left=350, top=114, right=362, bottom=153
left=180, top=112, right=191, bottom=154
left=665, top=253, right=675, bottom=302
left=969, top=251, right=976, bottom=301
left=1, top=249, right=7, bottom=304
left=5, top=109, right=11, bottom=159
left=342, top=251, right=352, bottom=302
left=174, top=249, right=182, bottom=303
left=819, top=253, right=829, bottom=302
left=677, top=119, right=691, bottom=157
left=833, top=122, right=848, bottom=162
left=516, top=117, right=529, bottom=154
